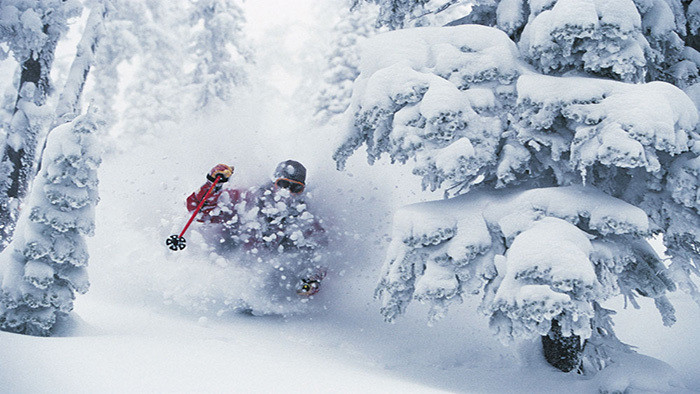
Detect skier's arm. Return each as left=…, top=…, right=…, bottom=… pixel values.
left=186, top=164, right=235, bottom=216
left=186, top=181, right=221, bottom=215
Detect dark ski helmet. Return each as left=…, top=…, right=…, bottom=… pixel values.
left=274, top=160, right=306, bottom=184
left=274, top=160, right=306, bottom=194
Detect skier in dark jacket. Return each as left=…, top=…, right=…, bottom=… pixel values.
left=187, top=160, right=327, bottom=295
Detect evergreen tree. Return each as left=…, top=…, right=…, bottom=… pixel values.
left=335, top=0, right=700, bottom=375
left=35, top=0, right=110, bottom=175
left=119, top=0, right=190, bottom=139
left=96, top=0, right=251, bottom=140
left=0, top=109, right=102, bottom=336
left=0, top=0, right=83, bottom=249
left=54, top=1, right=110, bottom=126
left=314, top=2, right=381, bottom=123
left=188, top=0, right=251, bottom=110
left=88, top=0, right=146, bottom=130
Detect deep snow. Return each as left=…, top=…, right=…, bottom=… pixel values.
left=1, top=0, right=699, bottom=392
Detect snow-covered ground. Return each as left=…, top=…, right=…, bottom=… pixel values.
left=1, top=1, right=699, bottom=392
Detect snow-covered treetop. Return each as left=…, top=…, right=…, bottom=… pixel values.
left=188, top=0, right=252, bottom=109
left=0, top=0, right=83, bottom=61
left=314, top=2, right=381, bottom=123
left=518, top=0, right=649, bottom=82
left=366, top=0, right=700, bottom=86
left=28, top=109, right=102, bottom=237
left=349, top=0, right=700, bottom=368
left=334, top=24, right=520, bottom=188
left=0, top=107, right=102, bottom=336
left=335, top=24, right=698, bottom=194
left=339, top=25, right=700, bottom=325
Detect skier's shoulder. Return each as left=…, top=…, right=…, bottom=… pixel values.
left=212, top=186, right=252, bottom=206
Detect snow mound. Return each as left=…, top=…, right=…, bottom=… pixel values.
left=596, top=353, right=688, bottom=393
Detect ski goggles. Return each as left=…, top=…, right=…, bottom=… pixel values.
left=275, top=178, right=305, bottom=194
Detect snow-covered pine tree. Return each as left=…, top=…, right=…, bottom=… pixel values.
left=188, top=0, right=251, bottom=110
left=0, top=0, right=83, bottom=249
left=88, top=0, right=146, bottom=130
left=314, top=2, right=381, bottom=123
left=35, top=0, right=109, bottom=176
left=89, top=0, right=251, bottom=139
left=334, top=0, right=700, bottom=375
left=0, top=108, right=102, bottom=336
left=119, top=0, right=190, bottom=138
left=378, top=0, right=700, bottom=87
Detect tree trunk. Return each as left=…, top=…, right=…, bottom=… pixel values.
left=35, top=2, right=108, bottom=175
left=54, top=3, right=108, bottom=125
left=542, top=319, right=583, bottom=372
left=0, top=26, right=59, bottom=250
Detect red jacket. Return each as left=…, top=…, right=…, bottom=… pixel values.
left=186, top=181, right=244, bottom=223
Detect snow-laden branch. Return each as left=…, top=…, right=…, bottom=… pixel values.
left=375, top=187, right=660, bottom=331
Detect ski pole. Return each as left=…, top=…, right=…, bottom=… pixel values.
left=166, top=175, right=222, bottom=251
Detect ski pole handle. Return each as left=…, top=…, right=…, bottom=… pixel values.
left=166, top=175, right=222, bottom=251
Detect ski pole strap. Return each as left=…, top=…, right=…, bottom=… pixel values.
left=179, top=176, right=221, bottom=238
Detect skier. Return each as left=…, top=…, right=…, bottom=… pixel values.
left=186, top=160, right=327, bottom=296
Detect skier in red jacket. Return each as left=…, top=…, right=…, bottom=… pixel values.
left=187, top=160, right=327, bottom=296
left=186, top=164, right=239, bottom=224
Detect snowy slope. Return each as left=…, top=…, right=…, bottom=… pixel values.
left=0, top=299, right=446, bottom=393
left=2, top=89, right=697, bottom=392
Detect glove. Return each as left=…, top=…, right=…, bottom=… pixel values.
left=207, top=164, right=234, bottom=182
